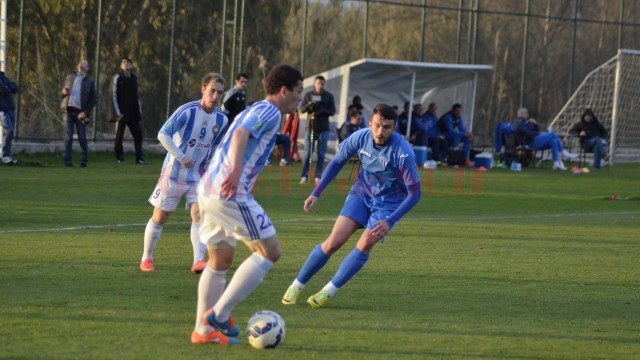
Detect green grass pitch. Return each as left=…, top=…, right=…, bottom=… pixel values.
left=1, top=152, right=639, bottom=359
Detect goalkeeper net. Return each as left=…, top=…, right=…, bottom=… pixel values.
left=549, top=49, right=640, bottom=165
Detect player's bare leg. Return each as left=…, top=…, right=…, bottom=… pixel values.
left=189, top=203, right=207, bottom=273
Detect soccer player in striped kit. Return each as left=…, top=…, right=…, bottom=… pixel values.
left=140, top=73, right=228, bottom=273
left=191, top=65, right=303, bottom=345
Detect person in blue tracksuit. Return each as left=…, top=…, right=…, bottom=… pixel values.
left=438, top=103, right=473, bottom=165
left=514, top=107, right=577, bottom=170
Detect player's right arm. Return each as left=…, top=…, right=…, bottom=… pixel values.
left=220, top=126, right=250, bottom=201
left=157, top=108, right=195, bottom=167
left=303, top=195, right=318, bottom=213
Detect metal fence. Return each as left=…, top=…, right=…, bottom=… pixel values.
left=4, top=0, right=640, bottom=147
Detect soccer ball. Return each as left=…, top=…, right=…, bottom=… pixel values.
left=245, top=310, right=286, bottom=349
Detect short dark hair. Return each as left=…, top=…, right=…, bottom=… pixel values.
left=373, top=103, right=397, bottom=121
left=236, top=72, right=249, bottom=81
left=121, top=56, right=132, bottom=64
left=315, top=75, right=326, bottom=82
left=349, top=107, right=361, bottom=119
left=452, top=103, right=462, bottom=111
left=264, top=64, right=303, bottom=95
left=201, top=72, right=226, bottom=90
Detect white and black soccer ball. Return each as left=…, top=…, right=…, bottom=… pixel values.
left=246, top=310, right=286, bottom=349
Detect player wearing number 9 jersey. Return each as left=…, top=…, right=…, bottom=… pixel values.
left=139, top=73, right=229, bottom=274
left=190, top=65, right=303, bottom=345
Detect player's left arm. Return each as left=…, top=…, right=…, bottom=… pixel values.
left=373, top=156, right=422, bottom=234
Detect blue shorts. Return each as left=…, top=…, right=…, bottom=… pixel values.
left=339, top=193, right=396, bottom=231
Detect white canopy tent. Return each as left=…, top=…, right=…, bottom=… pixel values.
left=297, top=58, right=492, bottom=155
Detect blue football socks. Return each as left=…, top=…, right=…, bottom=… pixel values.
left=331, top=247, right=369, bottom=288
left=296, top=244, right=331, bottom=284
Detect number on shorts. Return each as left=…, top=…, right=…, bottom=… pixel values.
left=256, top=213, right=272, bottom=230
left=153, top=188, right=161, bottom=199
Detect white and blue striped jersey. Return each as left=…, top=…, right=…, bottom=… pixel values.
left=159, top=101, right=228, bottom=185
left=198, top=100, right=282, bottom=202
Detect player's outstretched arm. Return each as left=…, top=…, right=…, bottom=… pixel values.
left=303, top=195, right=318, bottom=213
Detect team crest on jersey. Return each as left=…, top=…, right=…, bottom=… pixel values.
left=212, top=125, right=220, bottom=135
left=379, top=156, right=389, bottom=168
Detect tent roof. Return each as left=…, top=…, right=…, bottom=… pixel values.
left=306, top=58, right=492, bottom=95
left=303, top=58, right=492, bottom=131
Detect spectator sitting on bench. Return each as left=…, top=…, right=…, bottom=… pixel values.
left=339, top=107, right=363, bottom=142
left=438, top=104, right=473, bottom=166
left=411, top=103, right=446, bottom=163
left=514, top=107, right=577, bottom=171
left=569, top=108, right=608, bottom=169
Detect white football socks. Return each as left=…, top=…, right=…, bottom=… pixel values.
left=213, top=253, right=273, bottom=322
left=195, top=265, right=227, bottom=334
left=321, top=282, right=340, bottom=297
left=142, top=218, right=163, bottom=260
left=190, top=223, right=206, bottom=263
left=291, top=279, right=305, bottom=290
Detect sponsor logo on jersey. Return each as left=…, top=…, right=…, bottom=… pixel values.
left=358, top=149, right=371, bottom=157
left=399, top=153, right=409, bottom=158
left=188, top=138, right=211, bottom=149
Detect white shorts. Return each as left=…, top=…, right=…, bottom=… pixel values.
left=198, top=196, right=276, bottom=248
left=148, top=175, right=197, bottom=212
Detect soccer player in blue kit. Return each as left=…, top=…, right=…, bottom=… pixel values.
left=282, top=103, right=422, bottom=308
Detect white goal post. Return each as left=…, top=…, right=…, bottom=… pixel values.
left=549, top=49, right=640, bottom=165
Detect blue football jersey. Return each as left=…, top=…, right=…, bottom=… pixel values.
left=336, top=128, right=421, bottom=207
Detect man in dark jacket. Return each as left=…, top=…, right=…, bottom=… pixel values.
left=112, top=57, right=145, bottom=164
left=221, top=72, right=248, bottom=123
left=61, top=60, right=96, bottom=167
left=299, top=75, right=336, bottom=185
left=570, top=108, right=608, bottom=168
left=0, top=71, right=19, bottom=165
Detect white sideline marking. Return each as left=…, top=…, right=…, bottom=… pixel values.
left=0, top=211, right=638, bottom=234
